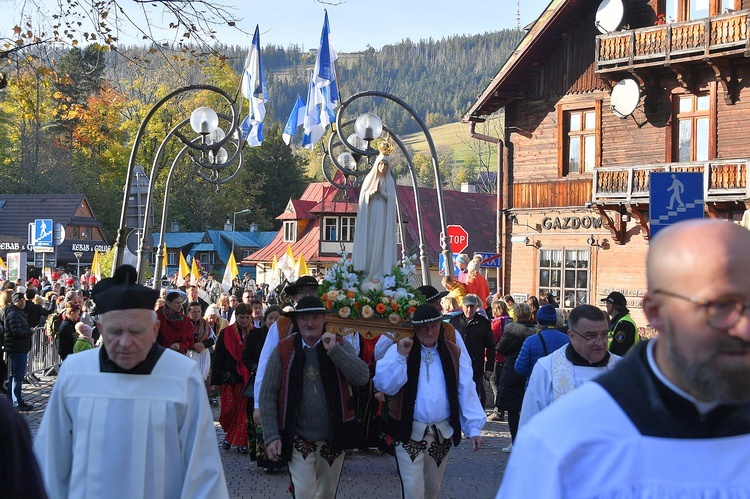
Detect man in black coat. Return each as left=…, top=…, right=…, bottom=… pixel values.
left=3, top=293, right=37, bottom=410
left=450, top=293, right=495, bottom=408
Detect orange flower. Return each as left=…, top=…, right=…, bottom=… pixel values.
left=326, top=300, right=334, bottom=309
left=375, top=303, right=387, bottom=314
left=347, top=290, right=356, bottom=299
left=321, top=292, right=328, bottom=300
left=408, top=306, right=417, bottom=314
left=353, top=302, right=361, bottom=309
left=392, top=302, right=399, bottom=311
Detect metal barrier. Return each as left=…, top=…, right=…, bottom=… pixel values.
left=26, top=327, right=61, bottom=384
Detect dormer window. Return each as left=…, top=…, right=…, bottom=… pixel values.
left=284, top=221, right=297, bottom=243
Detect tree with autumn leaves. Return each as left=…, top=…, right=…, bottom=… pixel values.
left=0, top=47, right=309, bottom=239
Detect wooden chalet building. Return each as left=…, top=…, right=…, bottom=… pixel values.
left=242, top=179, right=497, bottom=288
left=0, top=194, right=110, bottom=272
left=464, top=0, right=750, bottom=327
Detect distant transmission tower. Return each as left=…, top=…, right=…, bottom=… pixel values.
left=516, top=0, right=521, bottom=29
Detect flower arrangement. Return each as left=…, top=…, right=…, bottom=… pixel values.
left=318, top=253, right=425, bottom=324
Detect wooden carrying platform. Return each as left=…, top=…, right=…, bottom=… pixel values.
left=325, top=315, right=414, bottom=343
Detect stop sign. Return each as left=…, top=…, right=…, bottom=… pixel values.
left=446, top=225, right=469, bottom=254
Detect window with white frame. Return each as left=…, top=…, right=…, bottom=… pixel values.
left=284, top=221, right=297, bottom=243
left=539, top=248, right=589, bottom=310
left=564, top=109, right=597, bottom=175
left=323, top=217, right=338, bottom=241
left=340, top=216, right=356, bottom=242
left=322, top=216, right=356, bottom=242
left=674, top=93, right=711, bottom=162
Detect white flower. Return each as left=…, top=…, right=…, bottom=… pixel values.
left=338, top=306, right=351, bottom=318
left=388, top=313, right=401, bottom=324
left=383, top=275, right=396, bottom=290
left=361, top=305, right=374, bottom=319
left=382, top=289, right=395, bottom=298
left=393, top=287, right=409, bottom=300
left=345, top=276, right=360, bottom=289
left=325, top=271, right=337, bottom=283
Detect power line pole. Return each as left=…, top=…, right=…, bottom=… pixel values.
left=516, top=0, right=521, bottom=29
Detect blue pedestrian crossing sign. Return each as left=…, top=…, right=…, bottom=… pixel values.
left=649, top=172, right=704, bottom=238
left=34, top=219, right=54, bottom=247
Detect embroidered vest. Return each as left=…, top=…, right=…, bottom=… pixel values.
left=550, top=346, right=621, bottom=401
left=388, top=335, right=463, bottom=446
left=276, top=333, right=360, bottom=461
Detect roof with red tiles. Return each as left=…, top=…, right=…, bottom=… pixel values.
left=242, top=181, right=497, bottom=267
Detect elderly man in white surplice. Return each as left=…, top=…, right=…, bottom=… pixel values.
left=352, top=140, right=398, bottom=286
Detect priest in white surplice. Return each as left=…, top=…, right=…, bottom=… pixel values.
left=518, top=304, right=620, bottom=430
left=497, top=219, right=750, bottom=498
left=34, top=265, right=229, bottom=499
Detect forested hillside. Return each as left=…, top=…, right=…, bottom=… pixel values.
left=220, top=29, right=523, bottom=133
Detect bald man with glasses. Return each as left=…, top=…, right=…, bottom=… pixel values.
left=498, top=219, right=750, bottom=498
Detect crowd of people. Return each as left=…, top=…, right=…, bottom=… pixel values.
left=2, top=218, right=750, bottom=497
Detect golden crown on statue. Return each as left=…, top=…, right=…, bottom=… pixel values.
left=378, top=136, right=394, bottom=156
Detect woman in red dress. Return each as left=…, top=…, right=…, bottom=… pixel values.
left=213, top=302, right=252, bottom=453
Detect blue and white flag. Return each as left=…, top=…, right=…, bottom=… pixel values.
left=282, top=95, right=306, bottom=145
left=241, top=25, right=267, bottom=147
left=302, top=71, right=326, bottom=149
left=302, top=11, right=339, bottom=149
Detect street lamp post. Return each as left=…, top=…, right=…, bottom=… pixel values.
left=110, top=84, right=247, bottom=286
left=320, top=91, right=453, bottom=285
left=231, top=209, right=252, bottom=259
left=73, top=251, right=83, bottom=282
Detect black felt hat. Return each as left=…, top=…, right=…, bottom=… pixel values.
left=91, top=265, right=159, bottom=313
left=285, top=275, right=319, bottom=296
left=289, top=296, right=328, bottom=315
left=416, top=285, right=449, bottom=304
left=409, top=304, right=443, bottom=325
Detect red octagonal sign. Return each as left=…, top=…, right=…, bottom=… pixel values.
left=446, top=224, right=469, bottom=254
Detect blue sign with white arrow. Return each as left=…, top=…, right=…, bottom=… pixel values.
left=649, top=172, right=704, bottom=238
left=34, top=219, right=54, bottom=247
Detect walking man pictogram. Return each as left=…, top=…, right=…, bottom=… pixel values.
left=667, top=174, right=684, bottom=210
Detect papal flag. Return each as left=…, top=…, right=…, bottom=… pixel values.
left=91, top=251, right=101, bottom=280
left=190, top=258, right=200, bottom=285
left=162, top=244, right=169, bottom=277
left=295, top=253, right=309, bottom=278
left=179, top=251, right=190, bottom=283
left=222, top=252, right=239, bottom=292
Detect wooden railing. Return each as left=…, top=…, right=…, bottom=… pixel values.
left=596, top=10, right=750, bottom=72
left=592, top=159, right=749, bottom=202
left=513, top=178, right=592, bottom=209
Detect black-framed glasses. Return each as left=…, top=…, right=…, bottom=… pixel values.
left=569, top=328, right=609, bottom=344
left=654, top=290, right=750, bottom=329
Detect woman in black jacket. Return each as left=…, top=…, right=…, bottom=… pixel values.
left=495, top=302, right=537, bottom=453
left=56, top=302, right=80, bottom=361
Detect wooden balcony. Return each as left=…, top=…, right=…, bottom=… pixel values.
left=592, top=159, right=749, bottom=204
left=513, top=178, right=592, bottom=209
left=596, top=10, right=750, bottom=73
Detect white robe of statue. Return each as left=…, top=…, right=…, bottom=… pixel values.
left=352, top=153, right=398, bottom=284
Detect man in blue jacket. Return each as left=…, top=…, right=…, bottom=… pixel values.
left=514, top=304, right=569, bottom=379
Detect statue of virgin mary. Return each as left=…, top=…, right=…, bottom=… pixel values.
left=351, top=140, right=398, bottom=285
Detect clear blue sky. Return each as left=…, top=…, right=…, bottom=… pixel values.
left=218, top=0, right=552, bottom=52
left=5, top=0, right=552, bottom=53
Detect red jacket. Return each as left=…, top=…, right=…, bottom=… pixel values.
left=156, top=307, right=195, bottom=353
